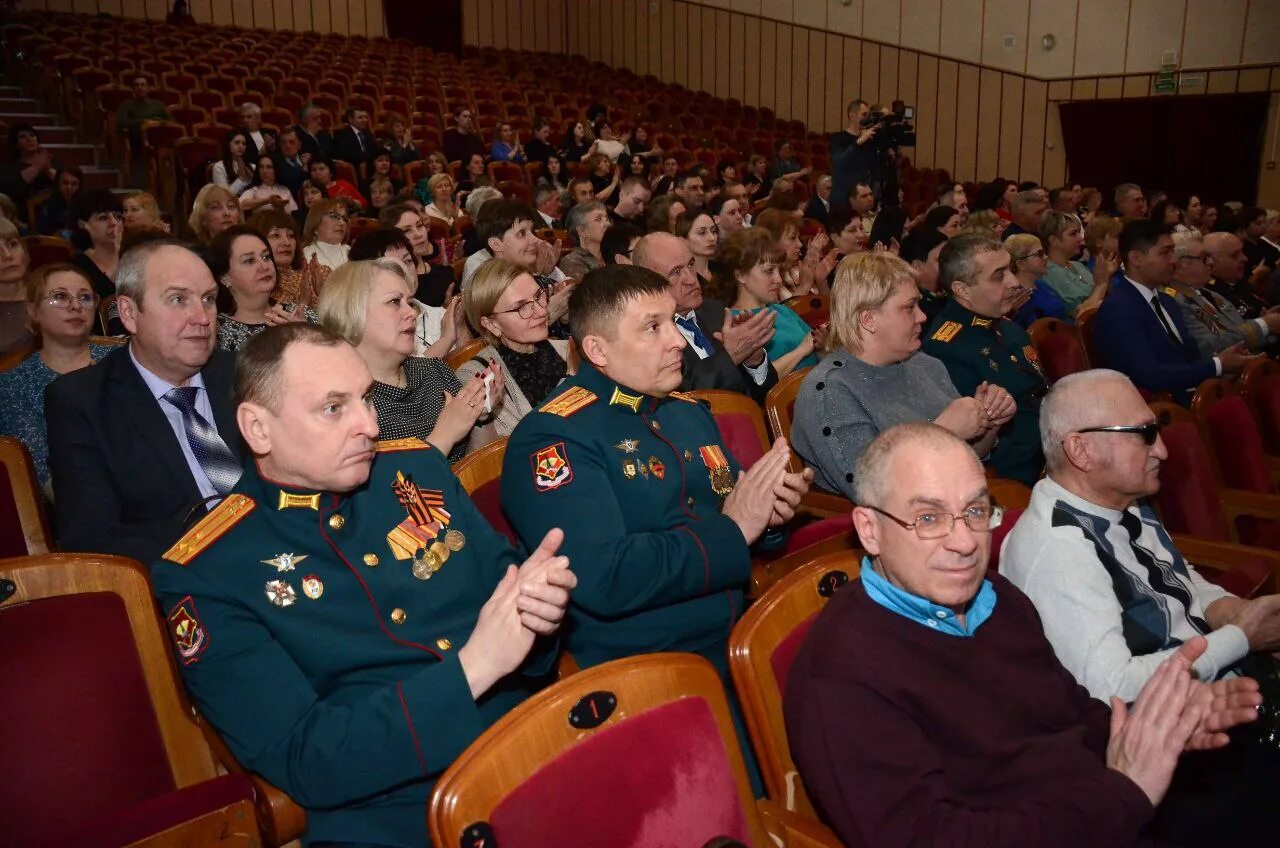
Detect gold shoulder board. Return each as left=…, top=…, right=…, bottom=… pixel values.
left=1162, top=287, right=1180, bottom=298
left=540, top=386, right=598, bottom=417
left=377, top=437, right=431, bottom=453
left=163, top=494, right=256, bottom=566
left=930, top=320, right=963, bottom=343
left=668, top=391, right=700, bottom=404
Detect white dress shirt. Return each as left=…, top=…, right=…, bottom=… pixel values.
left=674, top=309, right=770, bottom=385
left=129, top=345, right=221, bottom=503
left=1125, top=275, right=1221, bottom=376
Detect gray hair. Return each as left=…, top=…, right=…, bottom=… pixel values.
left=1113, top=182, right=1141, bottom=207
left=1171, top=229, right=1203, bottom=260
left=937, top=232, right=1002, bottom=291
left=565, top=200, right=605, bottom=239
left=853, top=422, right=976, bottom=507
left=1038, top=210, right=1080, bottom=245
left=533, top=182, right=558, bottom=207
left=239, top=102, right=261, bottom=115
left=1039, top=368, right=1131, bottom=471
left=1010, top=190, right=1044, bottom=215
left=115, top=239, right=191, bottom=303
left=465, top=186, right=503, bottom=218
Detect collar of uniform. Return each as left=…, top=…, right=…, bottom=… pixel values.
left=577, top=361, right=655, bottom=415
left=945, top=300, right=998, bottom=331
left=860, top=556, right=996, bottom=637
left=244, top=460, right=329, bottom=511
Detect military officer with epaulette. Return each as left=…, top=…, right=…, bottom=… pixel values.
left=151, top=323, right=576, bottom=848
left=922, top=234, right=1048, bottom=486
left=1168, top=230, right=1280, bottom=356
left=501, top=264, right=812, bottom=792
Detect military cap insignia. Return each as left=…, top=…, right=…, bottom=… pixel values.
left=930, top=320, right=963, bottom=343
left=265, top=580, right=297, bottom=607
left=541, top=386, right=598, bottom=417
left=168, top=596, right=208, bottom=665
left=261, top=552, right=307, bottom=573
left=388, top=471, right=453, bottom=561
left=532, top=442, right=574, bottom=490
left=163, top=494, right=256, bottom=566
left=377, top=437, right=432, bottom=453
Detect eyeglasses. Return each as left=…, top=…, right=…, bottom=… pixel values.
left=1018, top=249, right=1047, bottom=261
left=325, top=211, right=349, bottom=223
left=492, top=287, right=549, bottom=319
left=44, top=291, right=99, bottom=310
left=1179, top=254, right=1214, bottom=265
left=866, top=504, right=1003, bottom=540
left=1076, top=422, right=1162, bottom=446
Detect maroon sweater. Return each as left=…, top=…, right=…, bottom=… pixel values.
left=784, top=574, right=1155, bottom=847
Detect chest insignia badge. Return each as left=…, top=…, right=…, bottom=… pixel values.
left=699, top=445, right=736, bottom=496
left=648, top=456, right=666, bottom=480
left=265, top=580, right=297, bottom=608
left=532, top=442, right=574, bottom=491
left=614, top=438, right=640, bottom=454
left=301, top=574, right=324, bottom=600
left=621, top=459, right=638, bottom=479
left=261, top=552, right=307, bottom=573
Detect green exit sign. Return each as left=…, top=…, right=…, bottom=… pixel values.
left=1155, top=71, right=1177, bottom=92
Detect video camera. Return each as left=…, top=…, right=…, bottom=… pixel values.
left=859, top=101, right=917, bottom=148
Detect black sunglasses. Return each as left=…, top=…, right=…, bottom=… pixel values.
left=1076, top=422, right=1162, bottom=446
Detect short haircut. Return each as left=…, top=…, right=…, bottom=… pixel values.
left=234, top=323, right=347, bottom=410
left=115, top=239, right=190, bottom=303
left=1047, top=187, right=1067, bottom=207
left=317, top=258, right=409, bottom=345
left=710, top=227, right=784, bottom=301
left=476, top=198, right=538, bottom=246
left=533, top=181, right=558, bottom=207
left=1010, top=190, right=1044, bottom=215
left=1171, top=229, right=1203, bottom=260
left=240, top=101, right=261, bottom=115
left=1118, top=219, right=1171, bottom=264
left=1084, top=214, right=1123, bottom=255
left=898, top=227, right=948, bottom=265
left=853, top=422, right=975, bottom=507
left=247, top=207, right=300, bottom=268
left=1113, top=182, right=1141, bottom=207
left=302, top=198, right=345, bottom=245
left=463, top=258, right=528, bottom=347
left=1039, top=368, right=1130, bottom=470
left=569, top=263, right=669, bottom=349
left=675, top=169, right=703, bottom=189
left=349, top=227, right=413, bottom=262
left=620, top=176, right=649, bottom=197
left=825, top=207, right=856, bottom=236
left=847, top=98, right=868, bottom=115
left=70, top=188, right=123, bottom=225
left=1038, top=210, right=1081, bottom=245
left=464, top=185, right=503, bottom=219
left=1003, top=233, right=1044, bottom=263
left=204, top=224, right=270, bottom=285
left=601, top=222, right=644, bottom=265
left=565, top=200, right=606, bottom=241
left=938, top=233, right=1002, bottom=290
left=532, top=116, right=550, bottom=131
left=378, top=202, right=418, bottom=228
left=827, top=251, right=914, bottom=354
left=775, top=138, right=792, bottom=153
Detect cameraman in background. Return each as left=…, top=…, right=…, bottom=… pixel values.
left=830, top=99, right=879, bottom=215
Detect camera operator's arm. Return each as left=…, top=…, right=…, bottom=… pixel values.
left=857, top=125, right=878, bottom=145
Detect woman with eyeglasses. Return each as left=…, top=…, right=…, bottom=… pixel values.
left=206, top=225, right=310, bottom=352
left=319, top=259, right=501, bottom=462
left=188, top=183, right=242, bottom=244
left=557, top=200, right=608, bottom=280
left=0, top=263, right=113, bottom=489
left=1004, top=233, right=1070, bottom=329
left=1040, top=210, right=1114, bottom=316
left=459, top=258, right=571, bottom=437
left=301, top=198, right=351, bottom=274
left=791, top=251, right=1014, bottom=500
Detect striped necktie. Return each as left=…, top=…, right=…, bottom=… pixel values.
left=675, top=314, right=714, bottom=357
left=164, top=386, right=241, bottom=497
left=1118, top=509, right=1209, bottom=636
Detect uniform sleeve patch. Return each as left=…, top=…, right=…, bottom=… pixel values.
left=930, top=320, right=963, bottom=343
left=531, top=442, right=574, bottom=491
left=168, top=596, right=209, bottom=665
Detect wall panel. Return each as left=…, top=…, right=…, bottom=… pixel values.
left=743, top=16, right=761, bottom=108
left=29, top=0, right=383, bottom=35
left=915, top=54, right=938, bottom=168
left=999, top=73, right=1024, bottom=178
left=879, top=46, right=899, bottom=108
left=774, top=22, right=792, bottom=119
left=860, top=42, right=880, bottom=107
left=1020, top=78, right=1047, bottom=183
left=806, top=30, right=827, bottom=131
left=955, top=64, right=980, bottom=183
left=934, top=59, right=958, bottom=177
left=976, top=68, right=1002, bottom=180
left=826, top=32, right=846, bottom=131
left=729, top=12, right=746, bottom=102
left=758, top=19, right=777, bottom=112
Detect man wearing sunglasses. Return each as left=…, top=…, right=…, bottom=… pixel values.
left=786, top=420, right=1262, bottom=847
left=1004, top=369, right=1280, bottom=842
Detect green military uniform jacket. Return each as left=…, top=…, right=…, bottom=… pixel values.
left=500, top=362, right=751, bottom=676
left=152, top=439, right=551, bottom=848
left=1165, top=280, right=1269, bottom=355
left=116, top=98, right=172, bottom=134
left=923, top=299, right=1047, bottom=486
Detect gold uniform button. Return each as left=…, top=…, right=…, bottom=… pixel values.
left=436, top=637, right=452, bottom=650
left=363, top=553, right=379, bottom=567
left=687, top=497, right=695, bottom=508
left=328, top=514, right=345, bottom=530
left=390, top=608, right=407, bottom=624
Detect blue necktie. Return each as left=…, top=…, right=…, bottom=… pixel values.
left=675, top=314, right=715, bottom=357
left=164, top=386, right=241, bottom=497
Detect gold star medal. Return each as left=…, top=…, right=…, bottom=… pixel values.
left=261, top=552, right=307, bottom=573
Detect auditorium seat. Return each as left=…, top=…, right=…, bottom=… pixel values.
left=764, top=368, right=854, bottom=519
left=1075, top=304, right=1100, bottom=367
left=1240, top=358, right=1280, bottom=455
left=0, top=436, right=51, bottom=557
left=24, top=235, right=74, bottom=271
left=429, top=652, right=840, bottom=848
left=782, top=294, right=829, bottom=329
left=453, top=437, right=517, bottom=547
left=1028, top=316, right=1087, bottom=384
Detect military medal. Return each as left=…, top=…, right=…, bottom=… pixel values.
left=387, top=472, right=452, bottom=560
left=614, top=438, right=640, bottom=454
left=412, top=548, right=442, bottom=580
left=699, top=445, right=736, bottom=497
left=444, top=529, right=466, bottom=551
left=621, top=459, right=637, bottom=479
left=301, top=574, right=324, bottom=600
left=265, top=579, right=297, bottom=607
left=648, top=456, right=666, bottom=479
left=261, top=552, right=307, bottom=573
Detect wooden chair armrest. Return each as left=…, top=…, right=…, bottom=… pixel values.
left=756, top=798, right=842, bottom=848
left=1219, top=488, right=1280, bottom=522
left=196, top=714, right=307, bottom=847
left=797, top=490, right=854, bottom=519
left=1170, top=533, right=1280, bottom=597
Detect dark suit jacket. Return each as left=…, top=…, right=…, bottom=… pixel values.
left=240, top=126, right=279, bottom=163
left=44, top=347, right=245, bottom=564
left=680, top=298, right=779, bottom=405
left=331, top=126, right=377, bottom=166
left=293, top=124, right=333, bottom=161
left=276, top=154, right=308, bottom=195
left=804, top=195, right=831, bottom=226
left=1092, top=276, right=1213, bottom=405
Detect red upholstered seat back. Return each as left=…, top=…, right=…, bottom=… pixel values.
left=769, top=615, right=816, bottom=695
left=0, top=461, right=25, bottom=558
left=1204, top=397, right=1273, bottom=493
left=990, top=507, right=1025, bottom=573
left=713, top=410, right=767, bottom=469
left=472, top=479, right=517, bottom=546
left=1036, top=327, right=1087, bottom=384
left=488, top=698, right=751, bottom=847
left=1151, top=422, right=1231, bottom=541
left=1258, top=377, right=1280, bottom=454
left=0, top=593, right=175, bottom=845
left=783, top=513, right=855, bottom=554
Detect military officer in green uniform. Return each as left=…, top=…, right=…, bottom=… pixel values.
left=501, top=264, right=811, bottom=791
left=923, top=234, right=1047, bottom=486
left=1168, top=231, right=1280, bottom=356
left=151, top=323, right=576, bottom=848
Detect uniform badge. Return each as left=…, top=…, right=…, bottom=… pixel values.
left=930, top=320, right=963, bottom=343
left=265, top=580, right=297, bottom=607
left=614, top=438, right=640, bottom=454
left=699, top=445, right=736, bottom=497
left=387, top=472, right=452, bottom=561
left=1023, top=345, right=1044, bottom=376
left=261, top=552, right=307, bottom=573
left=621, top=459, right=638, bottom=479
left=412, top=548, right=442, bottom=580
left=648, top=456, right=666, bottom=480
left=167, top=597, right=208, bottom=665
left=301, top=574, right=324, bottom=600
left=532, top=442, right=574, bottom=491
left=444, top=529, right=466, bottom=551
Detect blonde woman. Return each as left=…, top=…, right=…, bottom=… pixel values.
left=423, top=173, right=462, bottom=227
left=0, top=217, right=33, bottom=355
left=121, top=191, right=168, bottom=233
left=459, top=258, right=571, bottom=437
left=188, top=183, right=242, bottom=243
left=790, top=251, right=1014, bottom=499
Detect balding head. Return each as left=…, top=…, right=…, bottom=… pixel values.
left=1039, top=369, right=1133, bottom=472
left=1203, top=231, right=1247, bottom=282
left=633, top=231, right=700, bottom=313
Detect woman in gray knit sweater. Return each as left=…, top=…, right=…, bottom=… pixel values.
left=791, top=252, right=1015, bottom=499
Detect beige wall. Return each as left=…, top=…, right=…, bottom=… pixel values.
left=19, top=0, right=387, bottom=36
left=460, top=0, right=567, bottom=53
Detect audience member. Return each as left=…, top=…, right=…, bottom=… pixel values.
left=35, top=165, right=83, bottom=236
left=379, top=112, right=420, bottom=166
left=207, top=225, right=309, bottom=352
left=741, top=154, right=770, bottom=203
left=922, top=234, right=1047, bottom=485
left=490, top=121, right=527, bottom=163
left=786, top=421, right=1260, bottom=847
left=601, top=222, right=643, bottom=265
left=588, top=121, right=627, bottom=163
left=0, top=218, right=29, bottom=356
left=420, top=173, right=461, bottom=228
left=458, top=152, right=490, bottom=196
left=673, top=170, right=707, bottom=212
left=973, top=178, right=1017, bottom=221
left=309, top=156, right=366, bottom=209
left=294, top=179, right=323, bottom=230
left=922, top=204, right=963, bottom=238
left=936, top=182, right=969, bottom=220
left=673, top=209, right=718, bottom=290
left=443, top=105, right=487, bottom=166
left=115, top=76, right=172, bottom=145
left=292, top=104, right=333, bottom=162
left=68, top=189, right=124, bottom=301
left=708, top=192, right=745, bottom=238
left=273, top=128, right=309, bottom=195
left=866, top=206, right=908, bottom=253
left=611, top=177, right=650, bottom=227
left=633, top=231, right=778, bottom=403
left=1041, top=210, right=1113, bottom=315
left=152, top=322, right=574, bottom=847
left=803, top=174, right=833, bottom=225
left=1114, top=182, right=1147, bottom=218
left=1004, top=233, right=1070, bottom=328
left=210, top=130, right=255, bottom=195
left=652, top=155, right=680, bottom=196
left=558, top=201, right=609, bottom=280
left=1168, top=231, right=1278, bottom=354
left=1048, top=185, right=1075, bottom=213
left=829, top=99, right=880, bottom=212
left=532, top=181, right=563, bottom=229
left=524, top=116, right=556, bottom=167
left=1203, top=231, right=1270, bottom=318
left=377, top=203, right=453, bottom=306
left=1083, top=213, right=1123, bottom=272
left=237, top=102, right=276, bottom=161
left=331, top=107, right=376, bottom=166
left=561, top=120, right=592, bottom=163
left=460, top=199, right=568, bottom=308
left=249, top=208, right=311, bottom=308
left=768, top=139, right=810, bottom=188
left=1149, top=199, right=1183, bottom=229
left=239, top=154, right=297, bottom=215
left=566, top=176, right=594, bottom=207
left=300, top=199, right=351, bottom=275
left=791, top=252, right=1013, bottom=499
left=0, top=264, right=112, bottom=488
left=1002, top=189, right=1048, bottom=237
left=897, top=226, right=949, bottom=323
left=644, top=194, right=685, bottom=234
left=584, top=153, right=621, bottom=204
left=121, top=191, right=167, bottom=234
left=1235, top=205, right=1279, bottom=275
left=46, top=241, right=244, bottom=562
left=0, top=123, right=56, bottom=209
left=1183, top=194, right=1206, bottom=232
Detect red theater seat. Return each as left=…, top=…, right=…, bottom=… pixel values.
left=453, top=436, right=517, bottom=547
left=1028, top=317, right=1087, bottom=384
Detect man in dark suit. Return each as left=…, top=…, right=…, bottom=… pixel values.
left=46, top=241, right=245, bottom=564
left=331, top=107, right=376, bottom=167
left=293, top=104, right=332, bottom=162
left=274, top=128, right=308, bottom=195
left=237, top=101, right=277, bottom=163
left=1093, top=220, right=1258, bottom=406
left=804, top=173, right=832, bottom=226
left=634, top=231, right=778, bottom=404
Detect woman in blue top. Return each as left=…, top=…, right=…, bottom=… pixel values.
left=0, top=263, right=114, bottom=491
left=715, top=227, right=824, bottom=377
left=1003, top=233, right=1071, bottom=329
left=490, top=122, right=527, bottom=164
